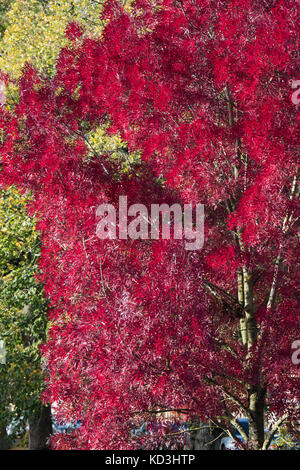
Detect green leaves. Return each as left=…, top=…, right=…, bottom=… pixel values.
left=0, top=187, right=48, bottom=435
left=0, top=0, right=105, bottom=79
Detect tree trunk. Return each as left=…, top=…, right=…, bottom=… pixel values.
left=0, top=424, right=10, bottom=450
left=29, top=404, right=52, bottom=450
left=188, top=423, right=221, bottom=450
left=248, top=385, right=266, bottom=449
left=242, top=267, right=266, bottom=449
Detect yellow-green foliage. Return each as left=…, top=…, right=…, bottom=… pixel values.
left=0, top=0, right=104, bottom=78
left=0, top=188, right=48, bottom=432
left=88, top=124, right=141, bottom=174
left=0, top=0, right=139, bottom=172
left=0, top=187, right=39, bottom=276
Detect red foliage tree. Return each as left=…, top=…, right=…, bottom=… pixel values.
left=0, top=0, right=299, bottom=449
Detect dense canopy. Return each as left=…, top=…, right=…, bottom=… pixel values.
left=0, top=0, right=299, bottom=450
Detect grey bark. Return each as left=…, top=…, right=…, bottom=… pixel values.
left=0, top=424, right=11, bottom=450
left=188, top=423, right=222, bottom=450
left=29, top=404, right=52, bottom=450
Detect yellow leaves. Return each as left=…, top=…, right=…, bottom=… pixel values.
left=0, top=187, right=39, bottom=277
left=0, top=0, right=105, bottom=79
left=0, top=1, right=140, bottom=174
left=89, top=125, right=124, bottom=153
left=88, top=124, right=141, bottom=174
left=54, top=86, right=63, bottom=96
left=0, top=0, right=67, bottom=77
left=71, top=84, right=82, bottom=101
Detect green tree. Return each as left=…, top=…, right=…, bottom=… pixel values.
left=0, top=0, right=104, bottom=79
left=0, top=187, right=48, bottom=448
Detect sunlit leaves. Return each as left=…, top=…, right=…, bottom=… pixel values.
left=0, top=0, right=298, bottom=450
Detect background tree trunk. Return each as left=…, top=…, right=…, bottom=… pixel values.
left=0, top=424, right=10, bottom=450
left=29, top=404, right=52, bottom=450
left=188, top=423, right=221, bottom=450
